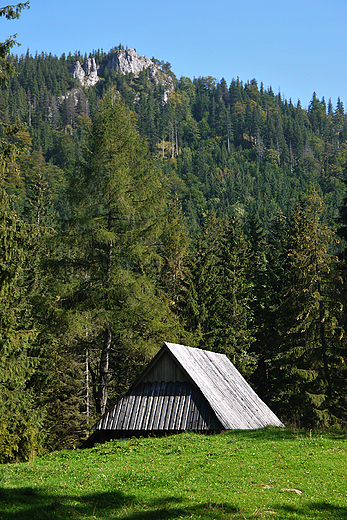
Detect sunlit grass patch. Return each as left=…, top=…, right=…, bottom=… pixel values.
left=0, top=427, right=346, bottom=519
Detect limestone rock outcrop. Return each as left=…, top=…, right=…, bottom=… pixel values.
left=69, top=49, right=174, bottom=94
left=69, top=60, right=85, bottom=84
left=69, top=57, right=99, bottom=87
left=107, top=48, right=152, bottom=75
left=83, top=57, right=99, bottom=87
left=107, top=49, right=174, bottom=90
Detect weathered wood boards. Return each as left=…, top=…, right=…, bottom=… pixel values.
left=163, top=343, right=283, bottom=430
left=86, top=342, right=283, bottom=446
left=95, top=381, right=222, bottom=433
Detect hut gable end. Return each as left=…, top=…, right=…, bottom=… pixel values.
left=141, top=351, right=189, bottom=383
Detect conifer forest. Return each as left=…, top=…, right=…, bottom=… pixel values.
left=1, top=3, right=347, bottom=462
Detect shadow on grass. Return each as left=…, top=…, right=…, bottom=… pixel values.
left=115, top=498, right=238, bottom=520
left=272, top=501, right=347, bottom=520
left=0, top=487, right=237, bottom=520
left=1, top=487, right=347, bottom=520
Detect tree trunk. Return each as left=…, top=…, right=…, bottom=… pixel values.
left=319, top=294, right=332, bottom=398
left=98, top=324, right=112, bottom=415
left=86, top=348, right=90, bottom=427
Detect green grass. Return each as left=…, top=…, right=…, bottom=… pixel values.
left=0, top=428, right=346, bottom=519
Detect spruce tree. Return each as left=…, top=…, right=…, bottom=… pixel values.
left=0, top=1, right=45, bottom=461
left=181, top=212, right=255, bottom=373
left=0, top=3, right=30, bottom=86
left=276, top=190, right=345, bottom=426
left=253, top=211, right=288, bottom=401
left=0, top=183, right=44, bottom=461
left=217, top=216, right=255, bottom=374
left=158, top=196, right=190, bottom=310
left=246, top=211, right=268, bottom=382
left=180, top=212, right=223, bottom=348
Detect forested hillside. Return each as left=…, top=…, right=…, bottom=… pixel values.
left=1, top=23, right=347, bottom=461
left=3, top=48, right=347, bottom=229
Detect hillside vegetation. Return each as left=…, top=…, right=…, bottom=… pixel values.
left=1, top=429, right=346, bottom=519
left=3, top=48, right=347, bottom=229
left=1, top=6, right=347, bottom=460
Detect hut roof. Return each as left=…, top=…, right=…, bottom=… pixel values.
left=89, top=342, right=283, bottom=444
left=158, top=342, right=283, bottom=430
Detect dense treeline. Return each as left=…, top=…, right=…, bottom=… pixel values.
left=3, top=49, right=347, bottom=231
left=1, top=28, right=347, bottom=462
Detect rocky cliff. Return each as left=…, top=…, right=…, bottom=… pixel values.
left=70, top=49, right=174, bottom=91
left=69, top=57, right=99, bottom=87
left=107, top=48, right=174, bottom=90
left=107, top=48, right=152, bottom=75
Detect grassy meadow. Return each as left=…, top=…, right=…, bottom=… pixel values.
left=0, top=428, right=346, bottom=519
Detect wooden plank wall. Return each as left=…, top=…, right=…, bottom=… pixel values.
left=142, top=351, right=189, bottom=383
left=95, top=381, right=223, bottom=432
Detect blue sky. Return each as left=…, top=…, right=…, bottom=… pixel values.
left=2, top=0, right=347, bottom=108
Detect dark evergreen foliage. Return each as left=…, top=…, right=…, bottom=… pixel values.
left=1, top=35, right=347, bottom=457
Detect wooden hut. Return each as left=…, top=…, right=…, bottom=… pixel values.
left=84, top=342, right=283, bottom=446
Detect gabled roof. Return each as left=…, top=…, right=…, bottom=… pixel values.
left=91, top=342, right=283, bottom=439
left=160, top=342, right=283, bottom=429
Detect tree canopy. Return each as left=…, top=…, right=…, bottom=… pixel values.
left=1, top=33, right=347, bottom=458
